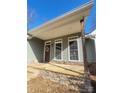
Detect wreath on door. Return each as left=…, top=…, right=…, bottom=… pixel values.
left=45, top=47, right=49, bottom=52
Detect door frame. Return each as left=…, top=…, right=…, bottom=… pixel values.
left=43, top=41, right=51, bottom=62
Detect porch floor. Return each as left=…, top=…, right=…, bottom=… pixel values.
left=27, top=63, right=84, bottom=81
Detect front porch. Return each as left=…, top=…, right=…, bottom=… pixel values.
left=27, top=33, right=96, bottom=64
left=27, top=2, right=95, bottom=93
left=27, top=62, right=84, bottom=81
left=27, top=2, right=95, bottom=64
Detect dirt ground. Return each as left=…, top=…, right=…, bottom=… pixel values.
left=27, top=63, right=96, bottom=93
left=27, top=77, right=80, bottom=93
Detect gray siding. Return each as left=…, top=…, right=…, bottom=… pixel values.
left=85, top=39, right=96, bottom=63
left=27, top=37, right=44, bottom=63
left=62, top=36, right=68, bottom=61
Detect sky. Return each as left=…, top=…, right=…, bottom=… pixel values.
left=27, top=0, right=96, bottom=34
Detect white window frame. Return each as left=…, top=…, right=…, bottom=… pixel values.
left=68, top=36, right=80, bottom=62
left=43, top=41, right=51, bottom=62
left=54, top=39, right=63, bottom=61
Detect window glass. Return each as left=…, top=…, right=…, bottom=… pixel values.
left=69, top=40, right=78, bottom=60
left=55, top=43, right=62, bottom=59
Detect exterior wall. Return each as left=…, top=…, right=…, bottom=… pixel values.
left=44, top=32, right=84, bottom=62
left=27, top=37, right=44, bottom=64
left=27, top=33, right=96, bottom=64
left=85, top=39, right=96, bottom=63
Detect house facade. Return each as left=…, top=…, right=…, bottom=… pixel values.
left=27, top=2, right=96, bottom=64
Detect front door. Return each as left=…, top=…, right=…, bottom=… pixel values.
left=45, top=44, right=50, bottom=62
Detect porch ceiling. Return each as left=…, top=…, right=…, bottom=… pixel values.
left=30, top=20, right=82, bottom=40
left=29, top=2, right=93, bottom=40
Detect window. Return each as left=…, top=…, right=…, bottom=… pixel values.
left=69, top=37, right=79, bottom=60
left=54, top=40, right=62, bottom=60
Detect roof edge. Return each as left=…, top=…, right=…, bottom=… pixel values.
left=29, top=1, right=93, bottom=33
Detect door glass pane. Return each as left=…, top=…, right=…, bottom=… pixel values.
left=55, top=43, right=61, bottom=59
left=69, top=40, right=78, bottom=60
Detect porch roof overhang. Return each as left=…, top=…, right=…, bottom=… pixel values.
left=28, top=1, right=93, bottom=40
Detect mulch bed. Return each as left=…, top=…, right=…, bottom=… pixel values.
left=28, top=77, right=80, bottom=93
